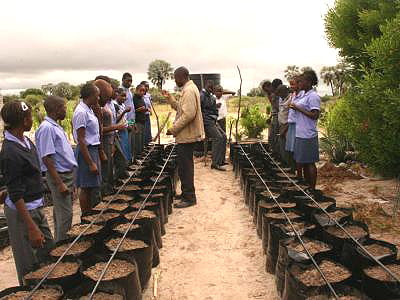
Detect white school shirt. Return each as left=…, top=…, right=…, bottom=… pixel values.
left=216, top=95, right=230, bottom=120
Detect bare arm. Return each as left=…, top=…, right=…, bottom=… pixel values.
left=42, top=156, right=69, bottom=195
left=290, top=104, right=320, bottom=120
left=15, top=199, right=45, bottom=248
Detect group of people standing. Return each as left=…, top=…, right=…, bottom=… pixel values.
left=0, top=72, right=154, bottom=285
left=262, top=70, right=321, bottom=190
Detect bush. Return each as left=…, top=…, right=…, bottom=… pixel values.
left=239, top=105, right=268, bottom=139
left=320, top=99, right=354, bottom=163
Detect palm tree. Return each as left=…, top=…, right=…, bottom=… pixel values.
left=147, top=60, right=174, bottom=90
left=320, top=66, right=336, bottom=95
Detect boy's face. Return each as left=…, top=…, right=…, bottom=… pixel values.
left=117, top=92, right=126, bottom=104
left=215, top=89, right=223, bottom=98
left=89, top=87, right=100, bottom=106
left=23, top=112, right=33, bottom=131
left=289, top=79, right=298, bottom=92
left=56, top=102, right=67, bottom=121
left=122, top=77, right=132, bottom=89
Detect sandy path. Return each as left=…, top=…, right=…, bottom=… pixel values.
left=144, top=160, right=278, bottom=300
left=0, top=160, right=278, bottom=299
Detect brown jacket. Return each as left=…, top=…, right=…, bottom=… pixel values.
left=169, top=80, right=205, bottom=144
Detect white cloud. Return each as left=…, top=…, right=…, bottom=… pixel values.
left=0, top=0, right=337, bottom=94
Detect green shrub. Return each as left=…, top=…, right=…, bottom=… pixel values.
left=320, top=98, right=354, bottom=163
left=239, top=105, right=268, bottom=139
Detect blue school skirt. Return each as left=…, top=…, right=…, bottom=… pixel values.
left=285, top=122, right=296, bottom=152
left=75, top=145, right=102, bottom=188
left=294, top=136, right=319, bottom=164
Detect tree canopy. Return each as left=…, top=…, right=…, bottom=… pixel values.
left=147, top=60, right=173, bottom=90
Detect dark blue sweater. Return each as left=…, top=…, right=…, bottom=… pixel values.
left=0, top=139, right=44, bottom=204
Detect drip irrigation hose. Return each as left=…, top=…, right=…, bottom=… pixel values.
left=258, top=141, right=400, bottom=283
left=88, top=144, right=176, bottom=299
left=238, top=144, right=340, bottom=299
left=25, top=145, right=157, bottom=300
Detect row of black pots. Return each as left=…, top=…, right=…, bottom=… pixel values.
left=232, top=142, right=400, bottom=300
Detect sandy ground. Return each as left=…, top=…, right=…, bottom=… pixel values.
left=143, top=160, right=278, bottom=300
left=0, top=160, right=278, bottom=299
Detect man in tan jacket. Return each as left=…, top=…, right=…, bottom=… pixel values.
left=162, top=67, right=205, bottom=208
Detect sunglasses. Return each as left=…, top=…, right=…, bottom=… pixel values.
left=21, top=102, right=29, bottom=111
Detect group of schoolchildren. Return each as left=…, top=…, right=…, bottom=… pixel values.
left=0, top=72, right=153, bottom=285
left=262, top=69, right=321, bottom=191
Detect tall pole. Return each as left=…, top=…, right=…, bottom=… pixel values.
left=235, top=66, right=243, bottom=142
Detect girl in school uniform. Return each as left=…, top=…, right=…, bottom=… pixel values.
left=290, top=70, right=321, bottom=190
left=0, top=101, right=54, bottom=285
left=72, top=83, right=102, bottom=214
left=286, top=76, right=305, bottom=178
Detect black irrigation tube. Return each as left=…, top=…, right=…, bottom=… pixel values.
left=238, top=144, right=340, bottom=299
left=25, top=145, right=157, bottom=300
left=88, top=143, right=176, bottom=299
left=258, top=141, right=400, bottom=283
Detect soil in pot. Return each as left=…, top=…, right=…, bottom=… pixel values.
left=283, top=259, right=352, bottom=300
left=0, top=286, right=63, bottom=300
left=67, top=224, right=103, bottom=239
left=24, top=261, right=80, bottom=291
left=50, top=240, right=92, bottom=260
left=124, top=210, right=162, bottom=249
left=83, top=259, right=141, bottom=300
left=106, top=238, right=152, bottom=289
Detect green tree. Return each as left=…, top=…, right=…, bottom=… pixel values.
left=324, top=0, right=399, bottom=74
left=41, top=82, right=79, bottom=100
left=20, top=88, right=45, bottom=98
left=247, top=87, right=263, bottom=97
left=284, top=65, right=300, bottom=81
left=147, top=60, right=173, bottom=90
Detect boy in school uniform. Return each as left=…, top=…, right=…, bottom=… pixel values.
left=113, top=88, right=131, bottom=181
left=35, top=96, right=77, bottom=242
left=132, top=84, right=147, bottom=157
left=0, top=101, right=54, bottom=285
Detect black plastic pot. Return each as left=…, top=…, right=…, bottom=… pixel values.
left=321, top=220, right=369, bottom=253
left=361, top=261, right=400, bottom=299
left=312, top=207, right=353, bottom=227
left=24, top=259, right=81, bottom=292
left=261, top=209, right=303, bottom=254
left=82, top=257, right=142, bottom=300
left=283, top=255, right=354, bottom=300
left=112, top=220, right=160, bottom=268
left=266, top=219, right=316, bottom=274
left=275, top=238, right=333, bottom=297
left=49, top=238, right=94, bottom=262
left=105, top=236, right=153, bottom=290
left=341, top=237, right=397, bottom=278
left=0, top=285, right=63, bottom=299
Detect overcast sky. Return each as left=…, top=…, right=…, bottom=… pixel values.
left=0, top=0, right=337, bottom=94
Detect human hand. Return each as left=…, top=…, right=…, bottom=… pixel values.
left=89, top=162, right=99, bottom=174
left=116, top=123, right=126, bottom=131
left=57, top=182, right=70, bottom=196
left=166, top=128, right=173, bottom=136
left=125, top=107, right=132, bottom=112
left=99, top=150, right=107, bottom=162
left=289, top=103, right=298, bottom=111
left=161, top=90, right=170, bottom=98
left=28, top=225, right=45, bottom=248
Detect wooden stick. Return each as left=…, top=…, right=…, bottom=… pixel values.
left=228, top=119, right=234, bottom=144
left=235, top=66, right=243, bottom=142
left=150, top=101, right=161, bottom=144
left=152, top=112, right=172, bottom=143
left=153, top=270, right=161, bottom=299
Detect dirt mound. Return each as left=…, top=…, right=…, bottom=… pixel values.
left=319, top=162, right=362, bottom=181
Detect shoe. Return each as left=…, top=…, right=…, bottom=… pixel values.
left=221, top=162, right=229, bottom=166
left=211, top=164, right=226, bottom=171
left=174, top=200, right=196, bottom=208
left=174, top=194, right=182, bottom=200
